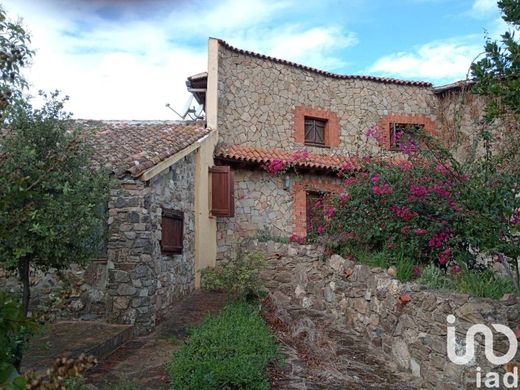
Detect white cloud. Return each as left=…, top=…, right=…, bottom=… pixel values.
left=469, top=0, right=498, bottom=18
left=3, top=0, right=355, bottom=119
left=368, top=38, right=483, bottom=83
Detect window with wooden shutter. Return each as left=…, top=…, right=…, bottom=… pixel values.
left=161, top=208, right=183, bottom=255
left=210, top=166, right=234, bottom=217
left=304, top=117, right=327, bottom=146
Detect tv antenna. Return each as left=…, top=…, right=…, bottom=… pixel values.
left=165, top=95, right=204, bottom=120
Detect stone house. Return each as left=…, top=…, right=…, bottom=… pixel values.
left=78, top=39, right=487, bottom=333
left=82, top=120, right=217, bottom=333
left=186, top=38, right=486, bottom=261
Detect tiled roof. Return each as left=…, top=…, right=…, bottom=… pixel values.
left=217, top=39, right=433, bottom=88
left=216, top=144, right=360, bottom=172
left=79, top=120, right=210, bottom=178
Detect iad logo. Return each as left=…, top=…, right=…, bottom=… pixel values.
left=447, top=315, right=519, bottom=388
left=447, top=314, right=518, bottom=365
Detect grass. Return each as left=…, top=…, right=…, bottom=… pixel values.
left=167, top=300, right=278, bottom=390
left=417, top=264, right=517, bottom=299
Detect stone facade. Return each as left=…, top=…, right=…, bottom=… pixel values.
left=216, top=168, right=342, bottom=260
left=92, top=154, right=196, bottom=334
left=251, top=240, right=520, bottom=389
left=217, top=43, right=438, bottom=156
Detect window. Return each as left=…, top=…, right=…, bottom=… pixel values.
left=304, top=117, right=327, bottom=146
left=210, top=166, right=234, bottom=217
left=161, top=208, right=183, bottom=255
left=390, top=123, right=424, bottom=150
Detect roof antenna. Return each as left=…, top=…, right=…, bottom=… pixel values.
left=165, top=95, right=204, bottom=120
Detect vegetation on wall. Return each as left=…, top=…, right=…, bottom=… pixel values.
left=168, top=301, right=278, bottom=390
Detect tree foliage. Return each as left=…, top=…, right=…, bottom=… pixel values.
left=470, top=0, right=520, bottom=160
left=0, top=92, right=110, bottom=315
left=0, top=5, right=33, bottom=117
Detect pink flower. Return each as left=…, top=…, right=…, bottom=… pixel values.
left=366, top=125, right=380, bottom=141
left=428, top=230, right=450, bottom=249
left=326, top=207, right=335, bottom=218
left=317, top=225, right=326, bottom=235
left=413, top=266, right=422, bottom=277
left=390, top=205, right=415, bottom=222
left=344, top=177, right=356, bottom=186
left=401, top=225, right=411, bottom=234
left=372, top=183, right=393, bottom=195
left=414, top=228, right=427, bottom=235
left=398, top=160, right=413, bottom=172
left=291, top=149, right=310, bottom=162
left=341, top=162, right=356, bottom=172
left=266, top=159, right=286, bottom=173
left=409, top=184, right=427, bottom=198
left=371, top=175, right=380, bottom=184
left=451, top=265, right=461, bottom=274
left=437, top=247, right=452, bottom=266
left=435, top=163, right=449, bottom=175
left=399, top=139, right=418, bottom=155
left=339, top=193, right=350, bottom=206
left=289, top=233, right=303, bottom=243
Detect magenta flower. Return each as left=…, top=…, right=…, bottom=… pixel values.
left=409, top=184, right=427, bottom=198
left=401, top=225, right=411, bottom=234
left=291, top=149, right=310, bottom=162
left=451, top=265, right=461, bottom=274
left=371, top=175, right=380, bottom=184
left=428, top=230, right=450, bottom=249
left=435, top=163, right=449, bottom=175
left=437, top=247, right=452, bottom=266
left=266, top=159, right=286, bottom=173
left=339, top=193, right=350, bottom=206
left=390, top=205, right=415, bottom=221
left=398, top=161, right=413, bottom=172
left=414, top=228, right=427, bottom=235
left=366, top=125, right=380, bottom=141
left=289, top=233, right=303, bottom=243
left=341, top=162, right=356, bottom=172
left=326, top=207, right=335, bottom=218
left=344, top=177, right=356, bottom=186
left=399, top=139, right=418, bottom=155
left=317, top=225, right=326, bottom=235
left=413, top=266, right=422, bottom=277
left=372, top=183, right=393, bottom=195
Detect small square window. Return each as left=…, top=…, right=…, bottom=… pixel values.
left=390, top=123, right=424, bottom=150
left=304, top=117, right=327, bottom=146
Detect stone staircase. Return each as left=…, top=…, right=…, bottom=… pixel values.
left=21, top=320, right=134, bottom=373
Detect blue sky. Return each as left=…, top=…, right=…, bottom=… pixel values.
left=4, top=0, right=507, bottom=119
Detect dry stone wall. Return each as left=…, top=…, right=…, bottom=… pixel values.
left=251, top=240, right=520, bottom=389
left=217, top=44, right=437, bottom=155
left=99, top=154, right=196, bottom=334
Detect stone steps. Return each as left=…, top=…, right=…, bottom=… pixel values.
left=21, top=320, right=134, bottom=373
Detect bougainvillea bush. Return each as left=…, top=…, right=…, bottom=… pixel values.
left=321, top=131, right=519, bottom=292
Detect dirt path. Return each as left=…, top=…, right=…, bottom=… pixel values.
left=86, top=291, right=229, bottom=389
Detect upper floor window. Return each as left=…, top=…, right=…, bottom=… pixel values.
left=304, top=117, right=327, bottom=146
left=293, top=106, right=340, bottom=148
left=390, top=123, right=424, bottom=150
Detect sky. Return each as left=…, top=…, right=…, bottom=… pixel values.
left=3, top=0, right=508, bottom=120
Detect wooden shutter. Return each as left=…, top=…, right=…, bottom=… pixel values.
left=161, top=208, right=183, bottom=254
left=210, top=166, right=234, bottom=217
left=304, top=118, right=326, bottom=146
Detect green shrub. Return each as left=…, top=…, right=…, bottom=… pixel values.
left=417, top=264, right=456, bottom=291
left=396, top=256, right=416, bottom=282
left=200, top=251, right=267, bottom=297
left=0, top=293, right=36, bottom=389
left=168, top=301, right=278, bottom=390
left=455, top=268, right=517, bottom=300
left=418, top=264, right=517, bottom=299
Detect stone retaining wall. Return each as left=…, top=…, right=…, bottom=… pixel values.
left=251, top=240, right=520, bottom=389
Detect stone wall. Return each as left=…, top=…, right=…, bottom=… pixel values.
left=217, top=43, right=438, bottom=156
left=99, top=154, right=196, bottom=334
left=251, top=240, right=520, bottom=389
left=216, top=168, right=342, bottom=260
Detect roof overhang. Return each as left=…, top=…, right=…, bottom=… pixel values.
left=186, top=72, right=208, bottom=106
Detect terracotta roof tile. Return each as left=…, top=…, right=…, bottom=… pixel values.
left=216, top=144, right=360, bottom=172
left=78, top=120, right=211, bottom=178
left=217, top=39, right=432, bottom=88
